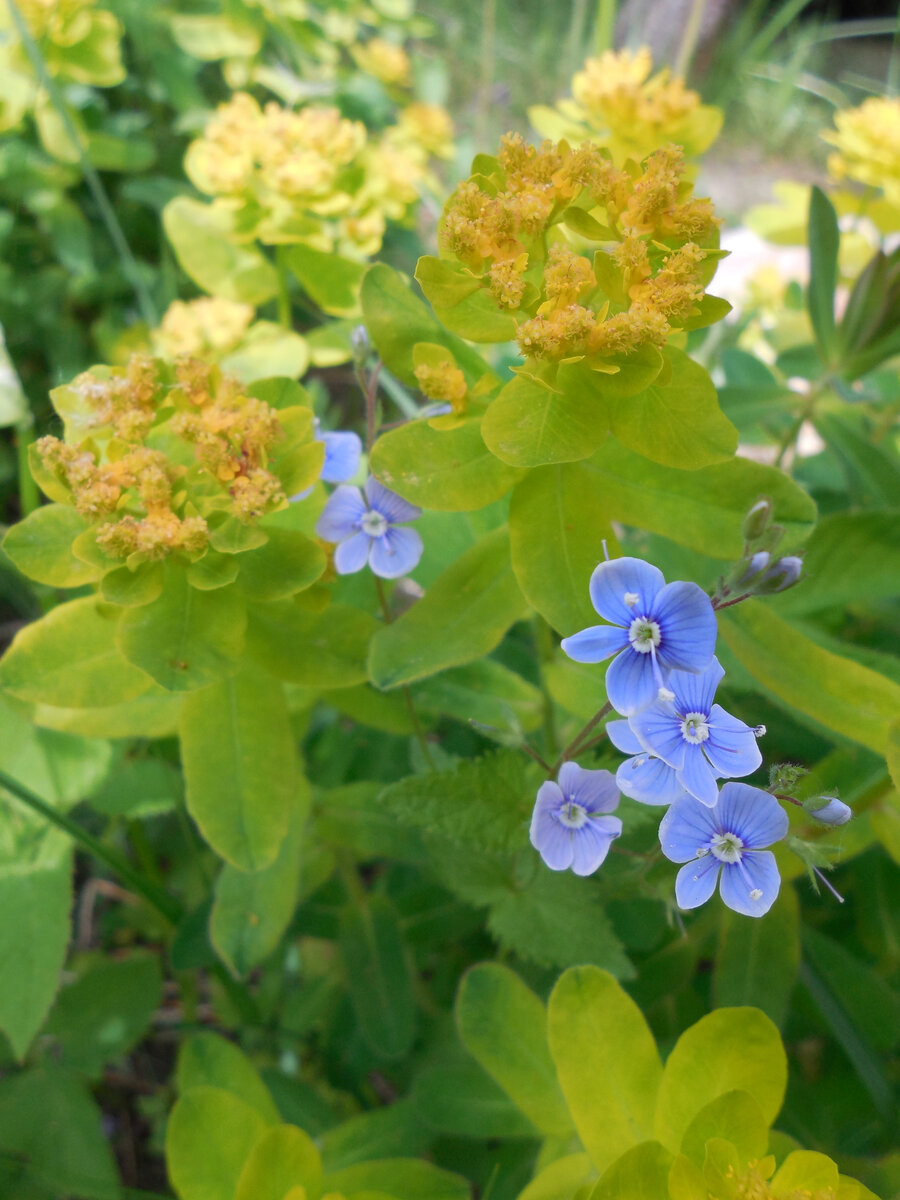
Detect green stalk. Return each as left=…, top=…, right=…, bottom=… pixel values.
left=6, top=0, right=157, bottom=327
left=275, top=244, right=293, bottom=329
left=15, top=415, right=39, bottom=517
left=592, top=0, right=617, bottom=55
left=674, top=0, right=708, bottom=79
left=534, top=616, right=559, bottom=760
left=564, top=0, right=590, bottom=87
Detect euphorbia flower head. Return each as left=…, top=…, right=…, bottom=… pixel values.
left=561, top=556, right=717, bottom=716
left=316, top=476, right=422, bottom=580
left=530, top=763, right=622, bottom=876
left=659, top=783, right=789, bottom=917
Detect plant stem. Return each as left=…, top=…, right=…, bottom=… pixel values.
left=553, top=702, right=612, bottom=772
left=361, top=361, right=383, bottom=454
left=520, top=741, right=555, bottom=775
left=275, top=244, right=292, bottom=329
left=674, top=0, right=708, bottom=77
left=373, top=577, right=436, bottom=769
left=564, top=0, right=590, bottom=88
left=475, top=0, right=496, bottom=150
left=6, top=0, right=157, bottom=327
left=534, top=617, right=559, bottom=760
left=592, top=0, right=617, bottom=54
left=15, top=415, right=39, bottom=517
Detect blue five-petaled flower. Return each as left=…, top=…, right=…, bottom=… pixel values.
left=607, top=719, right=692, bottom=806
left=629, top=657, right=763, bottom=807
left=316, top=476, right=423, bottom=579
left=561, top=557, right=717, bottom=717
left=530, top=763, right=622, bottom=876
left=659, top=782, right=788, bottom=917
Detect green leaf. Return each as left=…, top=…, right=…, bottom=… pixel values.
left=323, top=1158, right=470, bottom=1200
left=679, top=1090, right=769, bottom=1166
left=2, top=504, right=99, bottom=587
left=360, top=263, right=492, bottom=387
left=319, top=1099, right=429, bottom=1171
left=411, top=1062, right=539, bottom=1139
left=246, top=599, right=376, bottom=687
left=339, top=894, right=417, bottom=1060
left=42, top=953, right=162, bottom=1078
left=237, top=529, right=326, bottom=602
left=589, top=1141, right=673, bottom=1200
left=0, top=596, right=152, bottom=708
left=210, top=784, right=308, bottom=976
left=117, top=569, right=247, bottom=692
left=776, top=510, right=900, bottom=615
left=170, top=12, right=262, bottom=58
left=370, top=418, right=522, bottom=512
left=608, top=348, right=737, bottom=470
left=100, top=560, right=165, bottom=607
left=802, top=928, right=900, bottom=1052
left=0, top=695, right=112, bottom=809
left=32, top=688, right=182, bottom=740
left=653, top=1008, right=787, bottom=1152
left=0, top=1065, right=120, bottom=1200
left=813, top=413, right=900, bottom=508
left=176, top=1033, right=281, bottom=1125
left=368, top=527, right=526, bottom=688
left=481, top=372, right=609, bottom=468
left=286, top=244, right=366, bottom=316
left=455, top=962, right=574, bottom=1139
left=772, top=1152, right=840, bottom=1196
left=219, top=321, right=309, bottom=384
left=547, top=966, right=661, bottom=1174
left=509, top=461, right=620, bottom=635
left=807, top=186, right=839, bottom=363
left=0, top=854, right=72, bottom=1060
left=165, top=1086, right=269, bottom=1200
left=179, top=668, right=295, bottom=870
left=87, top=756, right=180, bottom=818
left=517, top=1153, right=594, bottom=1200
left=413, top=659, right=543, bottom=736
left=234, top=1125, right=322, bottom=1200
left=718, top=600, right=900, bottom=755
left=163, top=197, right=278, bottom=306
left=713, top=883, right=799, bottom=1028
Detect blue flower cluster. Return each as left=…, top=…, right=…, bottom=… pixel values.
left=530, top=555, right=789, bottom=918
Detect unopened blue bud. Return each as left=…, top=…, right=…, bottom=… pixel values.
left=742, top=498, right=773, bottom=542
left=738, top=551, right=770, bottom=587
left=351, top=324, right=369, bottom=359
left=806, top=797, right=852, bottom=826
left=757, top=555, right=803, bottom=594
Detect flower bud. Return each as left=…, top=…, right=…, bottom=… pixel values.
left=351, top=324, right=370, bottom=360
left=805, top=796, right=852, bottom=826
left=737, top=551, right=770, bottom=587
left=742, top=498, right=773, bottom=542
left=769, top=762, right=807, bottom=793
left=756, top=555, right=803, bottom=594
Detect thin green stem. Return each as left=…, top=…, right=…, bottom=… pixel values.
left=564, top=0, right=590, bottom=88
left=15, top=416, right=39, bottom=517
left=373, top=578, right=436, bottom=769
left=592, top=0, right=617, bottom=54
left=773, top=379, right=827, bottom=470
left=6, top=0, right=157, bottom=327
left=275, top=244, right=292, bottom=329
left=674, top=0, right=708, bottom=78
left=534, top=617, right=559, bottom=760
left=475, top=0, right=496, bottom=149
left=553, top=701, right=613, bottom=772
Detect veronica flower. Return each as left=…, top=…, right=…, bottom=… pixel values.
left=530, top=763, right=622, bottom=876
left=630, top=658, right=762, bottom=807
left=561, top=557, right=717, bottom=717
left=315, top=477, right=423, bottom=579
left=659, top=783, right=788, bottom=917
left=607, top=719, right=690, bottom=806
left=290, top=422, right=362, bottom=501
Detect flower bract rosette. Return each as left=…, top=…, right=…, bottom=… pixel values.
left=659, top=783, right=789, bottom=917
left=316, top=476, right=423, bottom=579
left=630, top=656, right=763, bottom=806
left=530, top=763, right=622, bottom=875
left=561, top=556, right=717, bottom=716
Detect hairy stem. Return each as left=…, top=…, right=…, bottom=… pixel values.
left=553, top=701, right=613, bottom=772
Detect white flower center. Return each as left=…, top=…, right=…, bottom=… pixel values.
left=681, top=711, right=710, bottom=744
left=628, top=616, right=661, bottom=654
left=558, top=800, right=588, bottom=829
left=710, top=832, right=744, bottom=863
left=361, top=510, right=388, bottom=538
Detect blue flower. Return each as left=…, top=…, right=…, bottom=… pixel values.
left=561, top=557, right=717, bottom=717
left=607, top=719, right=691, bottom=806
left=290, top=422, right=362, bottom=502
left=315, top=477, right=423, bottom=579
left=630, top=657, right=763, bottom=807
left=530, top=762, right=622, bottom=876
left=659, top=783, right=789, bottom=917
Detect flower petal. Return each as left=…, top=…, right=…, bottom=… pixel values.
left=652, top=581, right=717, bottom=673
left=606, top=719, right=643, bottom=755
left=589, top=556, right=665, bottom=625
left=631, top=702, right=686, bottom=767
left=558, top=763, right=619, bottom=814
left=676, top=744, right=719, bottom=807
left=570, top=817, right=622, bottom=875
left=659, top=795, right=719, bottom=862
left=616, top=754, right=686, bottom=806
left=368, top=527, right=423, bottom=579
left=704, top=704, right=763, bottom=779
left=604, top=647, right=658, bottom=716
left=530, top=806, right=574, bottom=871
left=333, top=530, right=370, bottom=575
left=675, top=854, right=720, bottom=909
left=719, top=850, right=781, bottom=917
left=320, top=430, right=362, bottom=484
left=561, top=624, right=629, bottom=664
left=315, top=484, right=366, bottom=541
left=669, top=657, right=725, bottom=715
left=365, top=476, right=422, bottom=524
left=716, top=782, right=789, bottom=849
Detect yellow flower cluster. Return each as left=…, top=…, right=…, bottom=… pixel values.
left=153, top=298, right=255, bottom=360
left=822, top=96, right=900, bottom=205
left=439, top=135, right=718, bottom=364
left=351, top=36, right=411, bottom=86
left=413, top=361, right=468, bottom=415
left=36, top=356, right=290, bottom=560
left=184, top=92, right=453, bottom=256
left=530, top=47, right=722, bottom=164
